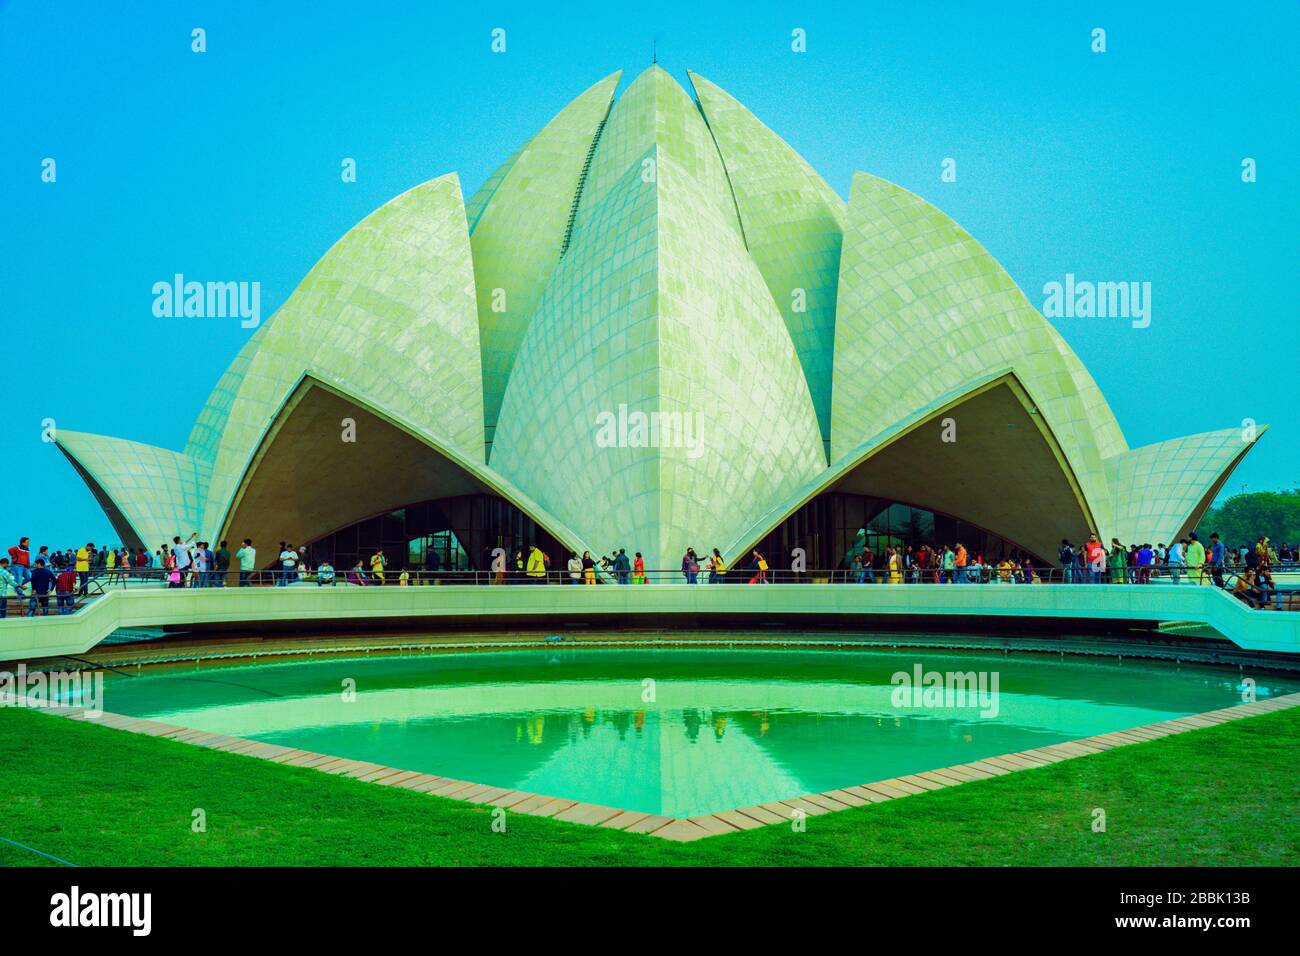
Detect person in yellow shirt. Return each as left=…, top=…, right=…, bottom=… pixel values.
left=369, top=549, right=386, bottom=585
left=708, top=549, right=727, bottom=583
left=997, top=558, right=1014, bottom=583
left=526, top=545, right=547, bottom=583
left=1232, top=569, right=1261, bottom=607
left=1186, top=533, right=1207, bottom=585
left=74, top=542, right=92, bottom=596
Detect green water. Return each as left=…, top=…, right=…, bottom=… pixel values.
left=95, top=648, right=1297, bottom=817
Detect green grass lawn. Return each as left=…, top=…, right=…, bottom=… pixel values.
left=1, top=705, right=1296, bottom=866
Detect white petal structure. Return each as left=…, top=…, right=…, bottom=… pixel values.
left=57, top=69, right=1263, bottom=570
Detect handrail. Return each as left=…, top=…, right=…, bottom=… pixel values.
left=3, top=575, right=1299, bottom=662
left=4, top=562, right=1294, bottom=619
left=6, top=564, right=1293, bottom=583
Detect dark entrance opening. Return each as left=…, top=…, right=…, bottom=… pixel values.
left=306, top=494, right=567, bottom=577
left=752, top=492, right=1038, bottom=580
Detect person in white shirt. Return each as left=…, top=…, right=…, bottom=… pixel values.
left=567, top=553, right=582, bottom=584
left=192, top=542, right=210, bottom=588
left=171, top=535, right=192, bottom=570
left=235, top=539, right=257, bottom=587
left=1166, top=539, right=1186, bottom=586
left=277, top=545, right=298, bottom=587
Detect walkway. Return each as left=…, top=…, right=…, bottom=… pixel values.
left=2, top=582, right=1298, bottom=662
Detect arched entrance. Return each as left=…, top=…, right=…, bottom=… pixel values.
left=304, top=494, right=567, bottom=576
left=751, top=491, right=1036, bottom=580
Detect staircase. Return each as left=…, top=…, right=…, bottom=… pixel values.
left=559, top=112, right=609, bottom=257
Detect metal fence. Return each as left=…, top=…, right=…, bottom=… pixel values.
left=4, top=560, right=1295, bottom=617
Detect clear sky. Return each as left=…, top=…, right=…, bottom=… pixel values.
left=2, top=0, right=1296, bottom=549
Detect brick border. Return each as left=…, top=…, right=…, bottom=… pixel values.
left=21, top=692, right=1300, bottom=842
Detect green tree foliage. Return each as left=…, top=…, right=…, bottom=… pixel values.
left=1196, top=490, right=1300, bottom=547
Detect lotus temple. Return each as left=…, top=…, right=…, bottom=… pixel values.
left=54, top=67, right=1264, bottom=575
left=8, top=63, right=1300, bottom=872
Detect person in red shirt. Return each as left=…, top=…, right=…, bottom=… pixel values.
left=55, top=563, right=77, bottom=614
left=1084, top=533, right=1105, bottom=584
left=8, top=536, right=31, bottom=587
left=914, top=545, right=933, bottom=584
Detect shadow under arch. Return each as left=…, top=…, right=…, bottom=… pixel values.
left=722, top=370, right=1100, bottom=570
left=217, top=374, right=592, bottom=567
left=55, top=447, right=148, bottom=553
left=1168, top=442, right=1257, bottom=545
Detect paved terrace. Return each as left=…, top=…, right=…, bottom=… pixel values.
left=1, top=583, right=1298, bottom=662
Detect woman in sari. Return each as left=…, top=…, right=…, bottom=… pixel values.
left=1107, top=543, right=1126, bottom=584
left=887, top=547, right=902, bottom=584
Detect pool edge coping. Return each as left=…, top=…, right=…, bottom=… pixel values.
left=20, top=690, right=1300, bottom=843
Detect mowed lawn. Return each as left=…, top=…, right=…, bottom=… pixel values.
left=0, top=705, right=1296, bottom=867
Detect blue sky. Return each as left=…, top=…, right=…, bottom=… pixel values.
left=2, top=0, right=1296, bottom=548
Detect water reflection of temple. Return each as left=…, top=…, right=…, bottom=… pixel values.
left=505, top=699, right=1190, bottom=790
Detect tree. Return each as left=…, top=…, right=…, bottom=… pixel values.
left=1196, top=490, right=1300, bottom=547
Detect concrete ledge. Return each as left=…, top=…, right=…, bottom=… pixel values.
left=3, top=582, right=1298, bottom=662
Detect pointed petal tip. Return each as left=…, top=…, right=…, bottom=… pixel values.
left=685, top=69, right=719, bottom=92
left=386, top=171, right=463, bottom=206
left=579, top=69, right=623, bottom=98
left=52, top=428, right=118, bottom=453
left=631, top=63, right=674, bottom=85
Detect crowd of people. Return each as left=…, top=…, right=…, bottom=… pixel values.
left=828, top=533, right=1290, bottom=601
left=0, top=535, right=186, bottom=616
left=1, top=529, right=1294, bottom=616
left=546, top=546, right=762, bottom=584
left=1049, top=534, right=1291, bottom=608
left=826, top=533, right=1291, bottom=608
